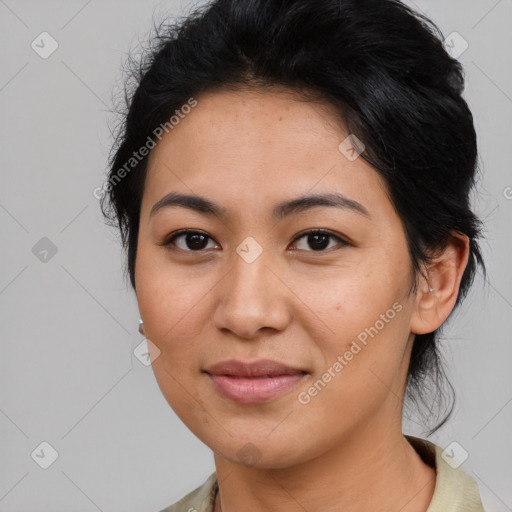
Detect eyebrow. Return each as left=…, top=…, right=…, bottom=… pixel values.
left=149, top=191, right=370, bottom=220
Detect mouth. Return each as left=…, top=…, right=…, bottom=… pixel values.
left=203, top=359, right=309, bottom=404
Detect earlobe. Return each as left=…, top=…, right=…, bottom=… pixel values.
left=410, top=232, right=470, bottom=335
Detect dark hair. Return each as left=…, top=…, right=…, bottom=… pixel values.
left=102, top=0, right=485, bottom=434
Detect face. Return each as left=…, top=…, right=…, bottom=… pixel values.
left=135, top=88, right=419, bottom=468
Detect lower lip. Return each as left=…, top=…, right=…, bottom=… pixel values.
left=207, top=373, right=307, bottom=404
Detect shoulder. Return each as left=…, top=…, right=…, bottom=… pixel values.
left=157, top=472, right=218, bottom=512
left=405, top=435, right=485, bottom=512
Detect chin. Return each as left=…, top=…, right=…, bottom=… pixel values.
left=203, top=429, right=317, bottom=470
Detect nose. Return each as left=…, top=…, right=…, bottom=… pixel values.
left=211, top=248, right=292, bottom=340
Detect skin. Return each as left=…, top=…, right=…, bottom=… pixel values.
left=135, top=87, right=470, bottom=512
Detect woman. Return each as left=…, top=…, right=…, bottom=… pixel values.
left=102, top=0, right=486, bottom=510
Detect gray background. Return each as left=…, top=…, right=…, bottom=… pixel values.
left=0, top=0, right=510, bottom=510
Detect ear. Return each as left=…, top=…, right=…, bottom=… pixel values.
left=410, top=232, right=470, bottom=335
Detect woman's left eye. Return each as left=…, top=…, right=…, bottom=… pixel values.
left=290, top=229, right=347, bottom=252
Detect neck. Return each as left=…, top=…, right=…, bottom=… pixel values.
left=213, top=422, right=436, bottom=512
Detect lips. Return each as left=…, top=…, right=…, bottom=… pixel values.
left=204, top=359, right=308, bottom=403
left=205, top=359, right=306, bottom=377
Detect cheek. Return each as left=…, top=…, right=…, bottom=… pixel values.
left=293, top=258, right=406, bottom=342
left=134, top=250, right=219, bottom=415
left=293, top=255, right=412, bottom=400
left=135, top=254, right=212, bottom=417
left=135, top=247, right=214, bottom=345
left=293, top=301, right=410, bottom=438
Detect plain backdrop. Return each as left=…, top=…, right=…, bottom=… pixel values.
left=0, top=0, right=511, bottom=511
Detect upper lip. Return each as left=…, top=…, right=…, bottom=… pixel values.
left=204, top=359, right=307, bottom=378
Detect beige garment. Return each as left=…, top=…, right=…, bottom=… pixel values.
left=159, top=435, right=485, bottom=512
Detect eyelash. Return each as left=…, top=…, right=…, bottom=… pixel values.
left=159, top=228, right=350, bottom=254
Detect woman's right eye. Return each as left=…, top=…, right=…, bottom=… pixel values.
left=161, top=230, right=220, bottom=252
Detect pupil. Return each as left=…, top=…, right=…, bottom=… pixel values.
left=309, top=233, right=329, bottom=250
left=187, top=233, right=208, bottom=250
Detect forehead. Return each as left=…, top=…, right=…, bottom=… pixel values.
left=147, top=86, right=345, bottom=165
left=142, top=87, right=391, bottom=219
